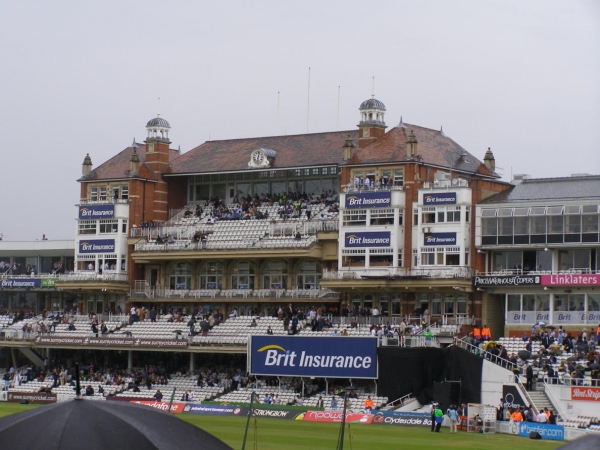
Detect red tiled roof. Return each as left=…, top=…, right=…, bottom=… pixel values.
left=168, top=131, right=359, bottom=175
left=349, top=124, right=498, bottom=178
left=80, top=144, right=180, bottom=182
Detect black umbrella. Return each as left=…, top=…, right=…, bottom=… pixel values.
left=567, top=356, right=579, bottom=362
left=588, top=363, right=600, bottom=370
left=0, top=399, right=232, bottom=450
left=517, top=350, right=530, bottom=360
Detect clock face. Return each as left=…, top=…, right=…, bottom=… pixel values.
left=253, top=151, right=263, bottom=163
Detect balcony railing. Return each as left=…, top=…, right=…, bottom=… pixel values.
left=79, top=199, right=129, bottom=205
left=130, top=284, right=339, bottom=301
left=322, top=266, right=473, bottom=280
left=475, top=268, right=599, bottom=276
left=58, top=271, right=129, bottom=283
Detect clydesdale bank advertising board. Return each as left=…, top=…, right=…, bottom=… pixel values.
left=249, top=336, right=378, bottom=379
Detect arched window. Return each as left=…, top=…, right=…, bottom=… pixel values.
left=296, top=260, right=321, bottom=289
left=231, top=261, right=254, bottom=289
left=169, top=262, right=191, bottom=289
left=263, top=260, right=288, bottom=289
left=199, top=261, right=223, bottom=289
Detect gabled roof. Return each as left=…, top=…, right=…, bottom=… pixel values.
left=480, top=175, right=600, bottom=204
left=79, top=144, right=180, bottom=182
left=168, top=130, right=358, bottom=175
left=348, top=124, right=498, bottom=178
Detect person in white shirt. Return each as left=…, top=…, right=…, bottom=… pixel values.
left=537, top=411, right=548, bottom=423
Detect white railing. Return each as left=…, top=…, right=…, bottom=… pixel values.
left=58, top=272, right=128, bottom=283
left=323, top=266, right=473, bottom=280
left=343, top=185, right=404, bottom=193
left=79, top=199, right=129, bottom=205
left=475, top=269, right=599, bottom=276
left=130, top=286, right=339, bottom=300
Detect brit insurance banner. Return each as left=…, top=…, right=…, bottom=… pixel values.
left=423, top=192, right=457, bottom=205
left=0, top=278, right=58, bottom=289
left=424, top=232, right=456, bottom=246
left=78, top=239, right=115, bottom=254
left=249, top=336, right=378, bottom=379
left=344, top=232, right=391, bottom=248
left=345, top=191, right=391, bottom=209
left=78, top=204, right=115, bottom=219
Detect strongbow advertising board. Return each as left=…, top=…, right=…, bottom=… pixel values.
left=249, top=336, right=378, bottom=379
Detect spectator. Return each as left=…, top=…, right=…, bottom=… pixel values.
left=330, top=396, right=338, bottom=410
left=364, top=396, right=374, bottom=413
left=85, top=385, right=94, bottom=396
left=266, top=326, right=273, bottom=335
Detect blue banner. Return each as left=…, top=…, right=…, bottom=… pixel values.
left=0, top=278, right=41, bottom=288
left=423, top=192, right=457, bottom=205
left=345, top=192, right=391, bottom=209
left=249, top=336, right=378, bottom=379
left=518, top=423, right=564, bottom=441
left=79, top=204, right=115, bottom=219
left=345, top=232, right=391, bottom=248
left=78, top=239, right=116, bottom=254
left=183, top=404, right=247, bottom=416
left=424, top=232, right=456, bottom=246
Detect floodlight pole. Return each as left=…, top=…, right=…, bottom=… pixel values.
left=241, top=391, right=255, bottom=450
left=167, top=387, right=176, bottom=413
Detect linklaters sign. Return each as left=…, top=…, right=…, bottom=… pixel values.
left=34, top=336, right=188, bottom=348
left=473, top=275, right=540, bottom=287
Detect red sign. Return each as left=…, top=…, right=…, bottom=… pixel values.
left=302, top=410, right=373, bottom=424
left=571, top=387, right=600, bottom=401
left=541, top=274, right=600, bottom=287
left=129, top=400, right=186, bottom=413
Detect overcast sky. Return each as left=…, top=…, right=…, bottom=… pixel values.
left=0, top=0, right=598, bottom=241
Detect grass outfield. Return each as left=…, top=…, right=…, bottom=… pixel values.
left=179, top=415, right=562, bottom=450
left=0, top=403, right=561, bottom=449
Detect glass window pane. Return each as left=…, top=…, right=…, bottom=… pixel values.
left=507, top=294, right=520, bottom=311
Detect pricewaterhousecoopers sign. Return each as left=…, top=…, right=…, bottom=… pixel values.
left=249, top=336, right=378, bottom=379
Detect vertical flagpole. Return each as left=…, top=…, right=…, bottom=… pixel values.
left=372, top=76, right=375, bottom=97
left=277, top=91, right=280, bottom=135
left=337, top=86, right=341, bottom=131
left=307, top=67, right=311, bottom=133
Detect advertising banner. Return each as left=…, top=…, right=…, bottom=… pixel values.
left=506, top=312, right=537, bottom=325
left=78, top=239, right=116, bottom=254
left=302, top=411, right=373, bottom=424
left=541, top=274, right=600, bottom=287
left=502, top=385, right=528, bottom=409
left=372, top=413, right=432, bottom=427
left=424, top=232, right=456, bottom=246
left=183, top=404, right=247, bottom=416
left=7, top=392, right=57, bottom=404
left=41, top=278, right=58, bottom=288
left=571, top=387, right=600, bottom=402
left=345, top=191, right=391, bottom=209
left=249, top=336, right=378, bottom=379
left=78, top=204, right=115, bottom=219
left=423, top=192, right=457, bottom=205
left=517, top=422, right=564, bottom=441
left=1, top=278, right=41, bottom=288
left=473, top=275, right=540, bottom=287
left=129, top=400, right=186, bottom=413
left=344, top=232, right=391, bottom=248
left=34, top=336, right=188, bottom=349
left=553, top=312, right=587, bottom=325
